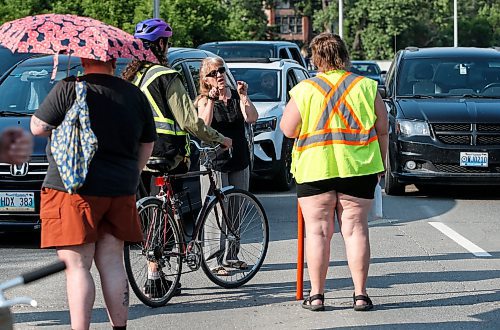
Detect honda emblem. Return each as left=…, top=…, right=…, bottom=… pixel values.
left=10, top=162, right=29, bottom=176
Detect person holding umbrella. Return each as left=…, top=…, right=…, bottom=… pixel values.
left=0, top=13, right=158, bottom=329
left=121, top=19, right=232, bottom=299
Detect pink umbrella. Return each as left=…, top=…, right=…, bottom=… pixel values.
left=0, top=13, right=156, bottom=62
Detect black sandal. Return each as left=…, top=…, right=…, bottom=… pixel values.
left=302, top=293, right=325, bottom=311
left=353, top=293, right=374, bottom=311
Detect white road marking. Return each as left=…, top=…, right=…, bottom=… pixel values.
left=428, top=222, right=491, bottom=257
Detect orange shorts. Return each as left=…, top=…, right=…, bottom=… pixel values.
left=40, top=188, right=142, bottom=248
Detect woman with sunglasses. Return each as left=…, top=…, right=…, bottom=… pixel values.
left=196, top=57, right=258, bottom=275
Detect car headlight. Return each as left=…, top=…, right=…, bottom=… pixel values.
left=397, top=119, right=430, bottom=137
left=254, top=116, right=277, bottom=135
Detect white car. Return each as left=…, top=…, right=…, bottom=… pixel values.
left=227, top=59, right=310, bottom=190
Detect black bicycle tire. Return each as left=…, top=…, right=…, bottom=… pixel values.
left=124, top=198, right=183, bottom=307
left=199, top=188, right=269, bottom=288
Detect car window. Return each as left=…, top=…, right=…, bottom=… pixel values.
left=185, top=61, right=202, bottom=98
left=0, top=48, right=36, bottom=77
left=289, top=48, right=305, bottom=67
left=352, top=63, right=381, bottom=75
left=396, top=58, right=500, bottom=97
left=286, top=70, right=298, bottom=101
left=0, top=64, right=77, bottom=113
left=279, top=48, right=289, bottom=59
left=292, top=68, right=308, bottom=82
left=229, top=68, right=281, bottom=102
left=172, top=63, right=193, bottom=99
left=0, top=59, right=128, bottom=113
left=199, top=45, right=274, bottom=58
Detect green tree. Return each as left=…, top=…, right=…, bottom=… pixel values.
left=161, top=0, right=228, bottom=47
left=345, top=0, right=422, bottom=59
left=0, top=0, right=51, bottom=23
left=224, top=0, right=268, bottom=40
left=80, top=0, right=139, bottom=32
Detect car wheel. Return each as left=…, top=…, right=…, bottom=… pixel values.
left=275, top=137, right=294, bottom=191
left=384, top=158, right=405, bottom=196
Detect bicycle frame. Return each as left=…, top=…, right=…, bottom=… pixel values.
left=153, top=167, right=237, bottom=246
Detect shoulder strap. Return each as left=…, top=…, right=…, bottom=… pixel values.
left=74, top=81, right=87, bottom=104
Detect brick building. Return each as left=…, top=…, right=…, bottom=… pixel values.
left=264, top=1, right=312, bottom=45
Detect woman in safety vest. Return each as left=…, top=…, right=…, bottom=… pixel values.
left=280, top=33, right=388, bottom=312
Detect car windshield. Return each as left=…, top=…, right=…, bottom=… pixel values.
left=0, top=47, right=36, bottom=77
left=229, top=68, right=281, bottom=102
left=396, top=58, right=500, bottom=97
left=0, top=57, right=128, bottom=114
left=351, top=63, right=380, bottom=75
left=200, top=45, right=274, bottom=59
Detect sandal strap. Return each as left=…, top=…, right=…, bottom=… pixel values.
left=354, top=294, right=372, bottom=305
left=307, top=293, right=324, bottom=303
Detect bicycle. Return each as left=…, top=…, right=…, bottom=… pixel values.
left=124, top=141, right=269, bottom=307
left=0, top=261, right=66, bottom=330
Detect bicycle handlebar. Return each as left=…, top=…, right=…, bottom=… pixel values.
left=191, top=140, right=233, bottom=164
left=0, top=261, right=66, bottom=310
left=190, top=140, right=225, bottom=153
left=21, top=261, right=66, bottom=285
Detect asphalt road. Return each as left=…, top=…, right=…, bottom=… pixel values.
left=1, top=183, right=499, bottom=329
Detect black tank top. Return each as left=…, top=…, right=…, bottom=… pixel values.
left=211, top=88, right=249, bottom=172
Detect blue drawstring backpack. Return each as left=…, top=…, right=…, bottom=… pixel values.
left=50, top=80, right=98, bottom=194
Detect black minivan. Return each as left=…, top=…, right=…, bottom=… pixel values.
left=0, top=48, right=240, bottom=232
left=381, top=47, right=500, bottom=195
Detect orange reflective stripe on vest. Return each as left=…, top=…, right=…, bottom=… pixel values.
left=296, top=73, right=377, bottom=151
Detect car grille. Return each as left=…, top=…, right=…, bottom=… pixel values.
left=435, top=164, right=500, bottom=173
left=0, top=156, right=48, bottom=185
left=431, top=123, right=500, bottom=146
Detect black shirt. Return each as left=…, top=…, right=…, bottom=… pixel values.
left=211, top=88, right=249, bottom=172
left=35, top=74, right=157, bottom=196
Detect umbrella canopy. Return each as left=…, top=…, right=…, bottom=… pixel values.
left=0, top=13, right=156, bottom=62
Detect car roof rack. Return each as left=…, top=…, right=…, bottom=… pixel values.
left=405, top=46, right=419, bottom=52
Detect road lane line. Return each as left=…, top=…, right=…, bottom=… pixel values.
left=428, top=222, right=492, bottom=257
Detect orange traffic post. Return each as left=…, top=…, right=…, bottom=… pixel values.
left=296, top=203, right=304, bottom=300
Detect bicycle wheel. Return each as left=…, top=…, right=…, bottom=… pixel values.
left=124, top=197, right=182, bottom=307
left=200, top=188, right=269, bottom=288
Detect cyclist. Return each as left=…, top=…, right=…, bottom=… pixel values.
left=122, top=18, right=232, bottom=299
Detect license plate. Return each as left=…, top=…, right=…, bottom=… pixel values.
left=0, top=192, right=35, bottom=212
left=460, top=152, right=488, bottom=167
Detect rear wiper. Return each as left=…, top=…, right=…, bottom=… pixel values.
left=0, top=110, right=32, bottom=116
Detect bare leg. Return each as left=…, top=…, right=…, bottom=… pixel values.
left=336, top=193, right=372, bottom=306
left=94, top=232, right=128, bottom=327
left=57, top=244, right=96, bottom=330
left=298, top=191, right=336, bottom=304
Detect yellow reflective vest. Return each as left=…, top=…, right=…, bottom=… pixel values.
left=289, top=70, right=384, bottom=184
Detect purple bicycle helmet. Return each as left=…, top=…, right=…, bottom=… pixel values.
left=134, top=18, right=173, bottom=42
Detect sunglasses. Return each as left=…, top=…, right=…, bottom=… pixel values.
left=206, top=67, right=226, bottom=78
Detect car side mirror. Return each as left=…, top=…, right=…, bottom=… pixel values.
left=378, top=85, right=387, bottom=98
